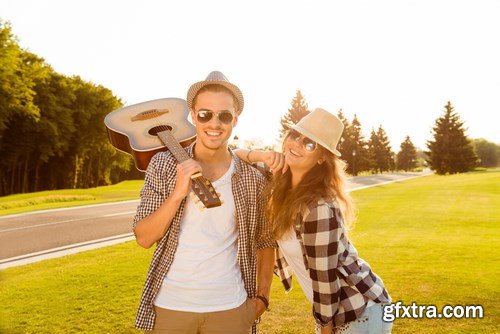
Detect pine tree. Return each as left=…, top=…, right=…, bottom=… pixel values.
left=339, top=114, right=370, bottom=175
left=337, top=109, right=350, bottom=129
left=367, top=126, right=393, bottom=173
left=279, top=90, right=310, bottom=139
left=426, top=101, right=477, bottom=174
left=336, top=109, right=350, bottom=156
left=397, top=136, right=418, bottom=171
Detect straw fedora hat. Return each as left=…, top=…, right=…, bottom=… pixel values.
left=187, top=71, right=244, bottom=115
left=285, top=108, right=344, bottom=157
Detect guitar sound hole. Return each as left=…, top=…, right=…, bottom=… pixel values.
left=148, top=125, right=173, bottom=136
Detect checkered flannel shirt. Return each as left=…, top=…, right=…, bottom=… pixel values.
left=274, top=198, right=390, bottom=329
left=132, top=143, right=275, bottom=332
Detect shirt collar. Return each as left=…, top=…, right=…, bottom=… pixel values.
left=186, top=141, right=244, bottom=179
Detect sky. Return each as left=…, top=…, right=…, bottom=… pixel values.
left=1, top=0, right=498, bottom=150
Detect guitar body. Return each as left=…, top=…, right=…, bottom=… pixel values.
left=104, top=98, right=196, bottom=171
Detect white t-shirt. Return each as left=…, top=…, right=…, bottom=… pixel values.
left=154, top=160, right=247, bottom=312
left=277, top=229, right=315, bottom=303
left=277, top=229, right=375, bottom=308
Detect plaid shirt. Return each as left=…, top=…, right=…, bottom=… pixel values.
left=274, top=198, right=390, bottom=329
left=132, top=143, right=274, bottom=332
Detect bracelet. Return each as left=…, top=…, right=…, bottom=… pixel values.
left=255, top=295, right=270, bottom=311
left=246, top=149, right=254, bottom=163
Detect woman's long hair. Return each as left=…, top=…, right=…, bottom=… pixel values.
left=267, top=142, right=355, bottom=240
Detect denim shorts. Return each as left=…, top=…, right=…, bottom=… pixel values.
left=315, top=303, right=394, bottom=334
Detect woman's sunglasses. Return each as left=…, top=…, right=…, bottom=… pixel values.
left=287, top=129, right=318, bottom=152
left=196, top=110, right=234, bottom=124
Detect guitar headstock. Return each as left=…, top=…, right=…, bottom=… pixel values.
left=192, top=176, right=222, bottom=208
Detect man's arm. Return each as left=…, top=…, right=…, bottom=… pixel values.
left=252, top=173, right=277, bottom=318
left=134, top=192, right=184, bottom=249
left=252, top=247, right=275, bottom=318
left=256, top=247, right=275, bottom=301
left=134, top=158, right=202, bottom=249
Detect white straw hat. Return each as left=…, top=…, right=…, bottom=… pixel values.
left=285, top=108, right=344, bottom=156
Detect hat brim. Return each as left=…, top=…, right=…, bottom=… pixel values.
left=187, top=80, right=244, bottom=115
left=284, top=123, right=342, bottom=157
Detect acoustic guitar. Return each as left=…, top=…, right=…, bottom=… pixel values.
left=104, top=97, right=221, bottom=208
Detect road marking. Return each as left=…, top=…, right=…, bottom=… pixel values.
left=0, top=233, right=135, bottom=270
left=102, top=211, right=137, bottom=218
left=0, top=199, right=140, bottom=220
left=0, top=211, right=137, bottom=233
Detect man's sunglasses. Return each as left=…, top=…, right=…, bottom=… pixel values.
left=288, top=129, right=318, bottom=152
left=196, top=110, right=234, bottom=124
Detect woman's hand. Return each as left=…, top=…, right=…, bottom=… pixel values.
left=254, top=150, right=288, bottom=175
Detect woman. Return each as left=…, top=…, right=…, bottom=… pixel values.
left=236, top=108, right=393, bottom=334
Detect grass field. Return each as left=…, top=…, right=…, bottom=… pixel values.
left=0, top=170, right=498, bottom=333
left=0, top=180, right=143, bottom=216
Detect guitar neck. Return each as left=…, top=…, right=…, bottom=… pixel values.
left=157, top=130, right=191, bottom=162
left=156, top=129, right=222, bottom=209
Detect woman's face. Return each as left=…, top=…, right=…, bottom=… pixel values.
left=284, top=130, right=324, bottom=173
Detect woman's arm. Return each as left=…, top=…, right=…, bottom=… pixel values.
left=302, top=203, right=343, bottom=330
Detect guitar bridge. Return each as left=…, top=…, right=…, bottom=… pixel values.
left=131, top=109, right=170, bottom=121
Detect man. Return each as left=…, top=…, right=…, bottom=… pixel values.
left=133, top=71, right=275, bottom=333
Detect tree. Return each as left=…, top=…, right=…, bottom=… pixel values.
left=0, top=46, right=50, bottom=194
left=0, top=21, right=40, bottom=145
left=338, top=113, right=369, bottom=176
left=66, top=76, right=125, bottom=189
left=0, top=21, right=136, bottom=195
left=397, top=136, right=418, bottom=171
left=472, top=138, right=499, bottom=167
left=336, top=109, right=350, bottom=156
left=426, top=101, right=477, bottom=174
left=416, top=149, right=428, bottom=168
left=279, top=90, right=309, bottom=139
left=367, top=126, right=393, bottom=173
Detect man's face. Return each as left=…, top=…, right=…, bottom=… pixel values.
left=191, top=90, right=238, bottom=152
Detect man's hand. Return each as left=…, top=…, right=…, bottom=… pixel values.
left=250, top=297, right=268, bottom=321
left=171, top=159, right=203, bottom=200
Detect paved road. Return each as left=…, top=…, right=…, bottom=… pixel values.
left=346, top=171, right=429, bottom=190
left=0, top=171, right=430, bottom=261
left=0, top=200, right=139, bottom=260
